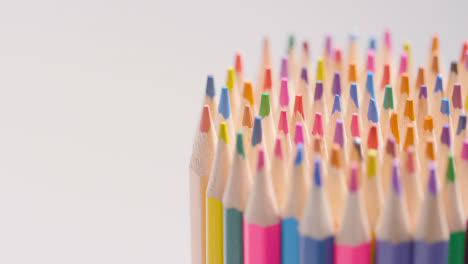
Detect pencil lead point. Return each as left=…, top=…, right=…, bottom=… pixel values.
left=281, top=55, right=289, bottom=79
left=300, top=67, right=308, bottom=84
left=457, top=114, right=467, bottom=135
left=280, top=78, right=290, bottom=107
left=259, top=93, right=271, bottom=118
left=368, top=125, right=379, bottom=149
left=434, top=74, right=443, bottom=93
left=428, top=162, right=438, bottom=195
left=312, top=112, right=324, bottom=137
left=278, top=109, right=289, bottom=134
left=294, top=143, right=304, bottom=165
left=331, top=144, right=341, bottom=168
left=403, top=125, right=415, bottom=151
left=350, top=162, right=359, bottom=192
left=293, top=94, right=305, bottom=118
left=450, top=61, right=458, bottom=74
left=200, top=105, right=212, bottom=133
left=350, top=82, right=359, bottom=109
left=407, top=147, right=417, bottom=173
left=390, top=112, right=400, bottom=144
left=447, top=152, right=455, bottom=182
left=316, top=57, right=325, bottom=81
left=398, top=51, right=408, bottom=74
left=314, top=157, right=322, bottom=187
left=400, top=73, right=409, bottom=94
left=440, top=98, right=450, bottom=116
left=236, top=131, right=245, bottom=158
left=366, top=71, right=375, bottom=99
left=274, top=136, right=284, bottom=160
left=314, top=81, right=324, bottom=101
left=404, top=99, right=415, bottom=121
left=419, top=85, right=428, bottom=99
left=424, top=116, right=434, bottom=131
left=333, top=119, right=345, bottom=148
left=257, top=147, right=265, bottom=171
left=441, top=124, right=451, bottom=147
left=367, top=149, right=378, bottom=177
left=332, top=71, right=342, bottom=96
left=294, top=123, right=305, bottom=145
left=219, top=122, right=229, bottom=144
left=383, top=85, right=394, bottom=110
left=235, top=52, right=243, bottom=73
left=243, top=81, right=255, bottom=106
left=332, top=94, right=342, bottom=114
left=219, top=87, right=231, bottom=119
left=426, top=139, right=435, bottom=160
left=226, top=67, right=235, bottom=92
left=205, top=75, right=215, bottom=99
left=366, top=49, right=375, bottom=72
left=452, top=83, right=463, bottom=109
left=462, top=140, right=468, bottom=161
left=369, top=36, right=376, bottom=50
left=367, top=98, right=379, bottom=123
left=351, top=113, right=360, bottom=137
left=263, top=66, right=272, bottom=91
left=242, top=105, right=253, bottom=128
left=385, top=137, right=397, bottom=157
left=392, top=160, right=402, bottom=195
left=251, top=116, right=263, bottom=146
left=348, top=63, right=357, bottom=82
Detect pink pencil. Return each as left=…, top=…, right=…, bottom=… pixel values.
left=244, top=147, right=281, bottom=264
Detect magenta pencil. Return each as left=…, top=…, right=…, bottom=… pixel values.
left=335, top=163, right=372, bottom=264
left=244, top=147, right=281, bottom=264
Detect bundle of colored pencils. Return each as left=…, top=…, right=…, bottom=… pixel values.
left=189, top=30, right=468, bottom=264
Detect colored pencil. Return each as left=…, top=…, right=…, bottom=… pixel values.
left=204, top=75, right=217, bottom=118
left=244, top=147, right=281, bottom=264
left=226, top=67, right=241, bottom=125
left=271, top=136, right=288, bottom=210
left=397, top=73, right=410, bottom=117
left=381, top=137, right=397, bottom=196
left=438, top=124, right=452, bottom=184
left=442, top=153, right=466, bottom=264
left=335, top=163, right=372, bottom=264
left=241, top=105, right=254, bottom=160
left=240, top=81, right=256, bottom=128
left=451, top=83, right=464, bottom=121
left=217, top=86, right=236, bottom=142
left=327, top=144, right=348, bottom=226
left=455, top=114, right=467, bottom=163
left=223, top=131, right=253, bottom=264
left=298, top=67, right=312, bottom=117
left=248, top=116, right=264, bottom=172
left=282, top=144, right=309, bottom=264
left=345, top=82, right=360, bottom=143
left=299, top=157, right=335, bottom=264
left=446, top=62, right=459, bottom=103
left=422, top=138, right=436, bottom=187
left=375, top=160, right=413, bottom=264
left=381, top=85, right=395, bottom=142
left=328, top=94, right=344, bottom=149
left=402, top=147, right=423, bottom=230
left=277, top=109, right=292, bottom=163
left=259, top=92, right=276, bottom=153
left=312, top=112, right=328, bottom=160
left=291, top=94, right=310, bottom=149
left=413, top=162, right=449, bottom=264
left=190, top=105, right=217, bottom=264
left=206, top=122, right=232, bottom=264
left=311, top=81, right=328, bottom=129
left=235, top=53, right=245, bottom=103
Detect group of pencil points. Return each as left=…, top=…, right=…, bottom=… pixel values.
left=189, top=29, right=468, bottom=264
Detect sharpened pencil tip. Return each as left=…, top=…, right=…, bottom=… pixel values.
left=251, top=116, right=263, bottom=147
left=281, top=55, right=289, bottom=79
left=257, top=147, right=265, bottom=171
left=447, top=152, right=455, bottom=182
left=457, top=114, right=467, bottom=135
left=278, top=109, right=289, bottom=134
left=428, top=162, right=438, bottom=195
left=452, top=83, right=463, bottom=109
left=368, top=125, right=379, bottom=149
left=301, top=67, right=308, bottom=84
left=333, top=119, right=345, bottom=148
left=294, top=143, right=304, bottom=165
left=383, top=85, right=394, bottom=110
left=314, top=157, right=322, bottom=187
left=392, top=160, right=402, bottom=195
left=350, top=82, right=359, bottom=109
left=434, top=74, right=443, bottom=93
left=294, top=123, right=305, bottom=145
left=294, top=94, right=305, bottom=118
left=243, top=81, right=255, bottom=106
left=226, top=67, right=235, bottom=91
left=236, top=131, right=245, bottom=158
left=332, top=71, right=342, bottom=96
left=280, top=78, right=290, bottom=107
left=350, top=162, right=359, bottom=192
left=205, top=75, right=215, bottom=99
left=440, top=98, right=450, bottom=115
left=274, top=136, right=284, bottom=160
left=386, top=137, right=397, bottom=157
left=366, top=71, right=375, bottom=99
left=259, top=93, right=271, bottom=118
left=200, top=105, right=212, bottom=133
left=332, top=94, right=342, bottom=114
left=441, top=124, right=451, bottom=146
left=219, top=87, right=231, bottom=119
left=367, top=98, right=379, bottom=123
left=462, top=139, right=468, bottom=161
left=419, top=85, right=428, bottom=99
left=235, top=52, right=243, bottom=73
left=219, top=122, right=229, bottom=144
left=314, top=81, right=324, bottom=101
left=351, top=113, right=360, bottom=137
left=367, top=149, right=378, bottom=177
left=312, top=112, right=324, bottom=137
left=331, top=144, right=341, bottom=168
left=242, top=105, right=253, bottom=128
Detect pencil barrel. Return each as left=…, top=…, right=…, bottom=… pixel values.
left=334, top=242, right=371, bottom=264
left=223, top=208, right=243, bottom=264
left=448, top=231, right=466, bottom=264
left=413, top=240, right=448, bottom=264
left=206, top=197, right=224, bottom=264
left=282, top=218, right=300, bottom=264
left=299, top=235, right=334, bottom=264
left=243, top=221, right=281, bottom=264
left=375, top=240, right=413, bottom=264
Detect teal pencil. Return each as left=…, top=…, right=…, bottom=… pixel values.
left=223, top=131, right=253, bottom=264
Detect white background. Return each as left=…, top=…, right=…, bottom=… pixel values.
left=0, top=0, right=467, bottom=263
